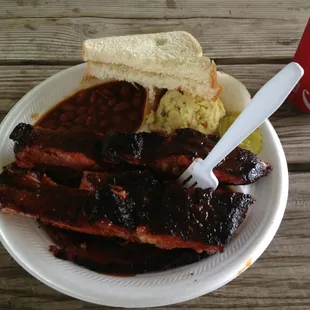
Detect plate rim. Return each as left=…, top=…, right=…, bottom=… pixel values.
left=0, top=64, right=289, bottom=308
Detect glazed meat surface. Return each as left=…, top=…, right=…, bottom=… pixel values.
left=47, top=226, right=209, bottom=275
left=10, top=123, right=272, bottom=185
left=10, top=123, right=103, bottom=171
left=0, top=168, right=254, bottom=253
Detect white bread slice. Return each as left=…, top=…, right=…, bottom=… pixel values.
left=87, top=61, right=221, bottom=102
left=82, top=31, right=216, bottom=85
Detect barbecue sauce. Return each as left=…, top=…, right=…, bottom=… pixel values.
left=36, top=80, right=208, bottom=276
left=36, top=81, right=147, bottom=133
left=43, top=224, right=208, bottom=275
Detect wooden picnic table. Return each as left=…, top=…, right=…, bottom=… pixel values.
left=0, top=1, right=309, bottom=309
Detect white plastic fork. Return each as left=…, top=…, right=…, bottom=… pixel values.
left=178, top=62, right=304, bottom=190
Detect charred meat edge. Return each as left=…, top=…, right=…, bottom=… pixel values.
left=10, top=123, right=272, bottom=185
left=0, top=168, right=254, bottom=253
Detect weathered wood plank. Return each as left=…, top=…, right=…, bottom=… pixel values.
left=0, top=17, right=307, bottom=63
left=1, top=0, right=310, bottom=20
left=0, top=172, right=309, bottom=309
left=0, top=64, right=309, bottom=165
left=0, top=65, right=69, bottom=111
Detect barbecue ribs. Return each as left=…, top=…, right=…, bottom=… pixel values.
left=47, top=226, right=209, bottom=274
left=0, top=168, right=254, bottom=253
left=10, top=123, right=272, bottom=185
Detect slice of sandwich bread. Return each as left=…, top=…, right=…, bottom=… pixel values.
left=82, top=31, right=221, bottom=101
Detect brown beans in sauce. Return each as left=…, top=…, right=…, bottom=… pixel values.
left=113, top=102, right=129, bottom=112
left=76, top=92, right=86, bottom=103
left=41, top=120, right=56, bottom=129
left=76, top=106, right=87, bottom=115
left=36, top=81, right=146, bottom=134
left=60, top=112, right=75, bottom=122
left=90, top=92, right=97, bottom=103
left=108, top=98, right=117, bottom=106
left=74, top=115, right=87, bottom=125
left=120, top=84, right=130, bottom=97
left=112, top=115, right=122, bottom=123
left=99, top=104, right=109, bottom=112
left=71, top=125, right=84, bottom=131
left=129, top=113, right=138, bottom=121
left=99, top=120, right=107, bottom=127
left=87, top=106, right=97, bottom=115
left=101, top=88, right=113, bottom=97
left=86, top=116, right=97, bottom=127
left=62, top=102, right=75, bottom=111
left=132, top=98, right=141, bottom=107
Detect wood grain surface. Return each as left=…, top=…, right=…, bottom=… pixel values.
left=0, top=1, right=309, bottom=309
left=0, top=16, right=307, bottom=63
left=0, top=0, right=309, bottom=19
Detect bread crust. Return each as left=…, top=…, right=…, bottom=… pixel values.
left=87, top=61, right=220, bottom=101
left=82, top=31, right=214, bottom=85
left=210, top=62, right=223, bottom=100
left=83, top=31, right=221, bottom=104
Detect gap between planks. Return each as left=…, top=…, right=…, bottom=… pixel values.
left=1, top=0, right=309, bottom=20
left=0, top=15, right=306, bottom=22
left=0, top=58, right=293, bottom=66
left=0, top=16, right=307, bottom=62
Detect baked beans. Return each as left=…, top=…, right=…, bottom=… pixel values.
left=36, top=81, right=146, bottom=133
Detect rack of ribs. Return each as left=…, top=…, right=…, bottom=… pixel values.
left=0, top=167, right=254, bottom=253
left=10, top=123, right=272, bottom=185
left=47, top=226, right=209, bottom=275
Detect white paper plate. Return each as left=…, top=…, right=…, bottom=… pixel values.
left=0, top=64, right=289, bottom=308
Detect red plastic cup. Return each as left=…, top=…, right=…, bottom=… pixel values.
left=288, top=18, right=310, bottom=113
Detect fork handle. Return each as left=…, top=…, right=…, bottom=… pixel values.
left=202, top=62, right=304, bottom=170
